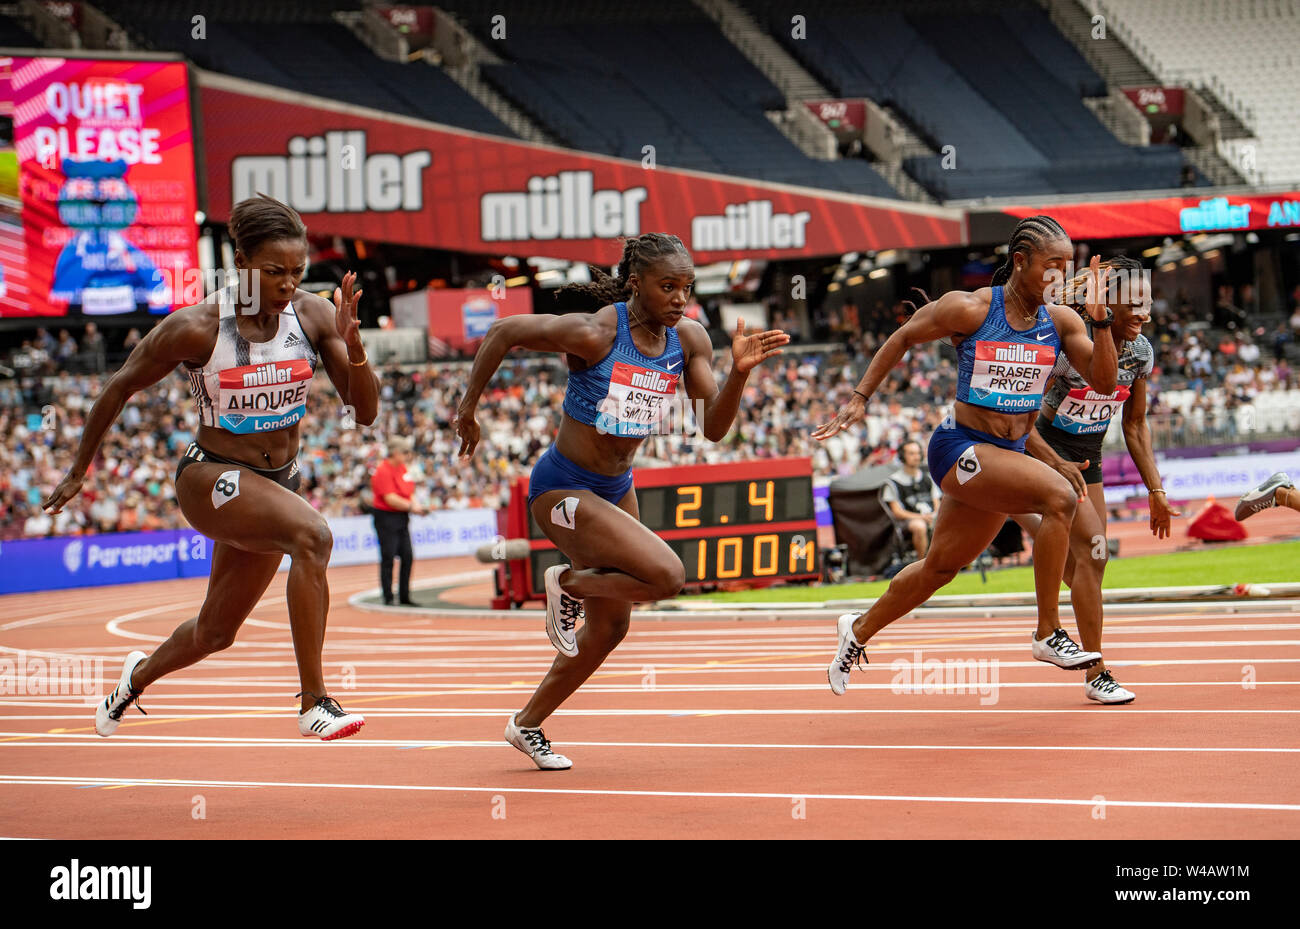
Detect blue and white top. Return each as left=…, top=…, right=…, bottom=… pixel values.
left=563, top=301, right=685, bottom=437
left=955, top=286, right=1061, bottom=415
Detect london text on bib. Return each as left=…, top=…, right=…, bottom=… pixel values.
left=966, top=341, right=1057, bottom=412
left=218, top=359, right=313, bottom=434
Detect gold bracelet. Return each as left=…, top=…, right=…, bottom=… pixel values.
left=349, top=350, right=368, bottom=367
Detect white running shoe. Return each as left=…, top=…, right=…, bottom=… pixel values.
left=94, top=650, right=149, bottom=737
left=1085, top=670, right=1136, bottom=705
left=505, top=713, right=572, bottom=770
left=827, top=612, right=868, bottom=696
left=298, top=695, right=365, bottom=740
left=1235, top=472, right=1294, bottom=521
left=1032, top=628, right=1102, bottom=670
left=544, top=564, right=583, bottom=658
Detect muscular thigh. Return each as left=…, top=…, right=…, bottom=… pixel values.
left=939, top=442, right=1075, bottom=516
left=177, top=461, right=326, bottom=556
left=530, top=486, right=676, bottom=583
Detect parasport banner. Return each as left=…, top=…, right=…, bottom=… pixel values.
left=197, top=73, right=964, bottom=263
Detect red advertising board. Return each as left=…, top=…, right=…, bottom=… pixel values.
left=198, top=74, right=963, bottom=263
left=1122, top=86, right=1185, bottom=116
left=804, top=99, right=866, bottom=136
left=996, top=192, right=1300, bottom=240
left=0, top=56, right=198, bottom=317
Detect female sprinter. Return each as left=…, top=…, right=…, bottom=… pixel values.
left=815, top=215, right=1118, bottom=695
left=455, top=233, right=788, bottom=769
left=42, top=194, right=379, bottom=740
left=1020, top=257, right=1176, bottom=704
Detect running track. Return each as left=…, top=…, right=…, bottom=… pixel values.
left=1, top=559, right=1297, bottom=839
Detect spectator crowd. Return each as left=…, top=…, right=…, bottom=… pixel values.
left=2, top=292, right=1298, bottom=540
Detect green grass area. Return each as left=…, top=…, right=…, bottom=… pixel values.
left=685, top=540, right=1300, bottom=603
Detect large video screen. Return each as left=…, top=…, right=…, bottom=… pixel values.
left=0, top=56, right=198, bottom=318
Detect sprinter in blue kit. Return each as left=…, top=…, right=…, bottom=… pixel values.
left=815, top=216, right=1119, bottom=696
left=456, top=233, right=788, bottom=769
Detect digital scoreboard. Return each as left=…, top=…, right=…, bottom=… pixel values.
left=492, top=458, right=818, bottom=607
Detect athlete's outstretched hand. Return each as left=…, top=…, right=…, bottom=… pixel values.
left=731, top=319, right=790, bottom=374
left=334, top=271, right=364, bottom=350
left=812, top=392, right=867, bottom=441
left=1082, top=254, right=1111, bottom=324
left=454, top=405, right=480, bottom=459
left=1149, top=492, right=1180, bottom=539
left=42, top=471, right=84, bottom=514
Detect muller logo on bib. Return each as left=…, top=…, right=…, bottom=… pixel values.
left=241, top=362, right=295, bottom=387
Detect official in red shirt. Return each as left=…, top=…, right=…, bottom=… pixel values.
left=371, top=435, right=423, bottom=605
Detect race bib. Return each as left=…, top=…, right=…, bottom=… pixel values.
left=965, top=341, right=1056, bottom=413
left=594, top=362, right=679, bottom=437
left=218, top=359, right=313, bottom=434
left=1051, top=385, right=1130, bottom=435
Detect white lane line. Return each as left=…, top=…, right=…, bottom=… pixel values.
left=2, top=706, right=1299, bottom=716
left=5, top=680, right=1290, bottom=700
left=2, top=732, right=1297, bottom=753
left=0, top=773, right=1296, bottom=813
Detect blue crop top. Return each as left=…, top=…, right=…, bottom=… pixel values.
left=954, top=286, right=1061, bottom=415
left=562, top=302, right=686, bottom=437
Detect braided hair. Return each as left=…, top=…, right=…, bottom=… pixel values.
left=989, top=215, right=1068, bottom=287
left=1060, top=256, right=1144, bottom=311
left=555, top=233, right=692, bottom=312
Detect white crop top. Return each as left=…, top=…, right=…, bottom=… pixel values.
left=185, top=286, right=318, bottom=435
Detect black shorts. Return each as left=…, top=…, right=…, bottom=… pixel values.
left=1035, top=415, right=1103, bottom=485
left=175, top=442, right=302, bottom=493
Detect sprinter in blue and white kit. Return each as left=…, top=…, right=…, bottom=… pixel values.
left=44, top=195, right=379, bottom=742
left=456, top=233, right=788, bottom=769
left=817, top=216, right=1119, bottom=697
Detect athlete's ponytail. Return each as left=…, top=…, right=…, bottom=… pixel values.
left=554, top=233, right=692, bottom=312
left=990, top=215, right=1068, bottom=286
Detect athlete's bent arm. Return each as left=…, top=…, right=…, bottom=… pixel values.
left=304, top=272, right=379, bottom=427
left=1053, top=258, right=1118, bottom=395
left=43, top=310, right=212, bottom=513
left=814, top=290, right=981, bottom=439
left=455, top=313, right=608, bottom=457
left=680, top=318, right=788, bottom=442
left=1121, top=377, right=1177, bottom=537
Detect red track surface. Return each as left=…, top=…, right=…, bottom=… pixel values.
left=1, top=559, right=1298, bottom=839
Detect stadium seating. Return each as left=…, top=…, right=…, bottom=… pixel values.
left=740, top=0, right=1192, bottom=199
left=1086, top=0, right=1300, bottom=184
left=91, top=1, right=516, bottom=137
left=440, top=0, right=903, bottom=198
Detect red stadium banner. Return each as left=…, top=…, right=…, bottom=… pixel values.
left=804, top=99, right=866, bottom=137
left=197, top=74, right=964, bottom=263
left=1121, top=86, right=1185, bottom=116
left=991, top=191, right=1300, bottom=241
left=0, top=55, right=198, bottom=318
